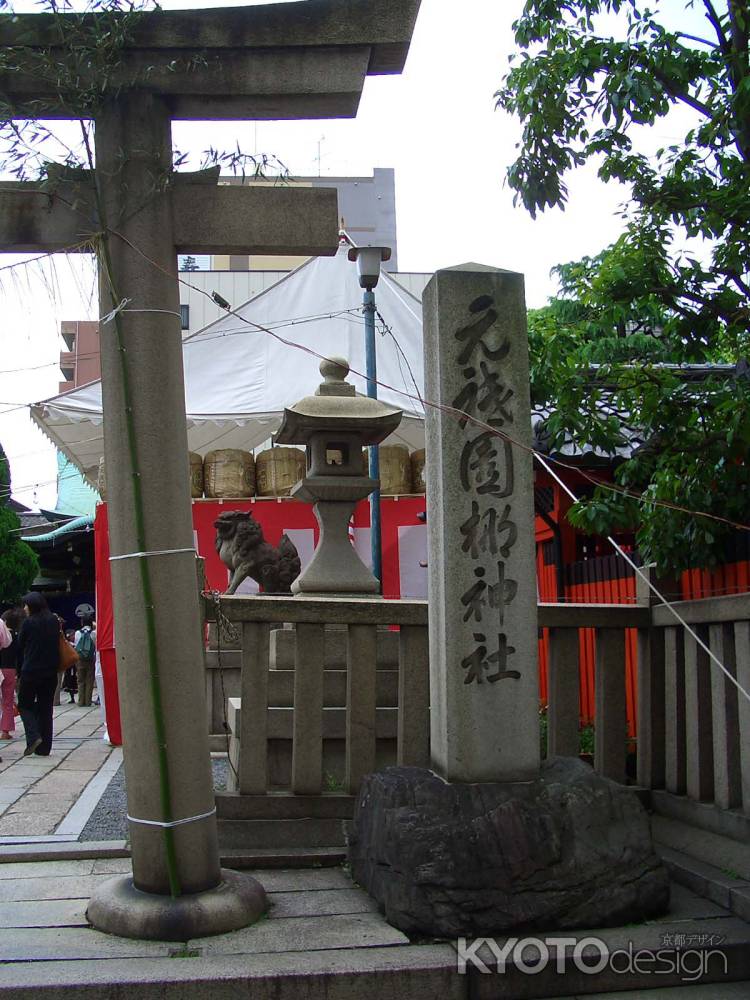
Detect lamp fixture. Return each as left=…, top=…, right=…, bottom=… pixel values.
left=347, top=245, right=392, bottom=290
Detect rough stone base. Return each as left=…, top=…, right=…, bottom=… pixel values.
left=87, top=868, right=266, bottom=941
left=348, top=757, right=670, bottom=937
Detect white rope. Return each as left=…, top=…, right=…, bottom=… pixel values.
left=109, top=547, right=196, bottom=562
left=122, top=308, right=182, bottom=319
left=99, top=297, right=131, bottom=325
left=127, top=806, right=216, bottom=829
left=100, top=299, right=182, bottom=324
left=533, top=451, right=750, bottom=706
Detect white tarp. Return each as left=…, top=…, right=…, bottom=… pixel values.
left=31, top=244, right=426, bottom=485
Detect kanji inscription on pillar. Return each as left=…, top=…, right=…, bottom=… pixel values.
left=424, top=265, right=540, bottom=783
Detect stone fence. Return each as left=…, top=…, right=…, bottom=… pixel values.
left=640, top=591, right=750, bottom=839
left=210, top=590, right=750, bottom=842
left=216, top=595, right=429, bottom=798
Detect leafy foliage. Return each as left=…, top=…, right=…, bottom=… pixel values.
left=500, top=0, right=750, bottom=572
left=0, top=444, right=38, bottom=603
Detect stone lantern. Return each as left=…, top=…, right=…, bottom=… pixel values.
left=274, top=356, right=403, bottom=596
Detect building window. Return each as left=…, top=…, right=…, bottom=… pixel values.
left=180, top=304, right=189, bottom=330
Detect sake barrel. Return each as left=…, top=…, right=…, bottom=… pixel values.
left=378, top=444, right=412, bottom=495
left=256, top=446, right=305, bottom=497
left=411, top=449, right=426, bottom=493
left=96, top=456, right=106, bottom=500
left=189, top=451, right=204, bottom=499
left=203, top=449, right=255, bottom=498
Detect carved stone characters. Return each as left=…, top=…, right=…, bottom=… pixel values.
left=214, top=510, right=301, bottom=595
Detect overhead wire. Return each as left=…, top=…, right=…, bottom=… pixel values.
left=6, top=228, right=750, bottom=611
left=201, top=288, right=750, bottom=535
left=4, top=233, right=750, bottom=534
left=30, top=230, right=748, bottom=533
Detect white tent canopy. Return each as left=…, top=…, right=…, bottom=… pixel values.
left=31, top=243, right=427, bottom=485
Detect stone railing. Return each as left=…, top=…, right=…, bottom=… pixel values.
left=539, top=602, right=650, bottom=783
left=218, top=595, right=429, bottom=796
left=639, top=591, right=750, bottom=837
left=213, top=590, right=750, bottom=842
left=542, top=591, right=750, bottom=834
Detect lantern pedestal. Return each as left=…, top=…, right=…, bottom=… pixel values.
left=292, top=476, right=379, bottom=596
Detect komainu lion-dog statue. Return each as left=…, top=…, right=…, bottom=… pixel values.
left=214, top=510, right=301, bottom=595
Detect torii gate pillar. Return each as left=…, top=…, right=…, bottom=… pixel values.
left=86, top=94, right=246, bottom=935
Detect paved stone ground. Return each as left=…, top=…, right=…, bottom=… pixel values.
left=0, top=703, right=115, bottom=840
left=0, top=862, right=746, bottom=998
left=1, top=703, right=230, bottom=844
left=1, top=711, right=748, bottom=996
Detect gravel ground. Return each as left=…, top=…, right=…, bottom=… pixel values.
left=79, top=758, right=229, bottom=842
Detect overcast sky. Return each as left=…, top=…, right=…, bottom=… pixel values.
left=0, top=0, right=708, bottom=508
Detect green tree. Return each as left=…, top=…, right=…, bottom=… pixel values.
left=499, top=0, right=750, bottom=572
left=0, top=444, right=39, bottom=603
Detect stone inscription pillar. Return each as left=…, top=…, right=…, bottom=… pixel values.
left=423, top=265, right=540, bottom=782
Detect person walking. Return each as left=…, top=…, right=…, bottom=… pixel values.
left=74, top=614, right=96, bottom=707
left=17, top=592, right=60, bottom=757
left=61, top=630, right=78, bottom=705
left=0, top=607, right=22, bottom=741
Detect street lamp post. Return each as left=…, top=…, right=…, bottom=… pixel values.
left=348, top=245, right=392, bottom=590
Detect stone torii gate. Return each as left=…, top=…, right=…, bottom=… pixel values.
left=0, top=0, right=420, bottom=939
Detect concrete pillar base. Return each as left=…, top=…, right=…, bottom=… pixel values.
left=87, top=869, right=266, bottom=941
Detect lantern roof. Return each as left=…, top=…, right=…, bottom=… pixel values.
left=274, top=357, right=403, bottom=446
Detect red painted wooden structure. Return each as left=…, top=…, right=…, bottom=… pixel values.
left=534, top=467, right=750, bottom=740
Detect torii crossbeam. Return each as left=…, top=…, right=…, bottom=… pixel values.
left=0, top=0, right=420, bottom=940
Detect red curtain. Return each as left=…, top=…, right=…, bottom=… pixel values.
left=94, top=496, right=428, bottom=746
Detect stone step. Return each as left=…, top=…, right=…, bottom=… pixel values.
left=205, top=655, right=400, bottom=707
left=220, top=846, right=346, bottom=869
left=0, top=841, right=129, bottom=864
left=0, top=867, right=747, bottom=997
left=652, top=812, right=750, bottom=923
left=217, top=816, right=347, bottom=849
left=204, top=649, right=241, bottom=668
left=464, top=910, right=750, bottom=998
left=270, top=625, right=399, bottom=670
left=545, top=987, right=750, bottom=1000
left=0, top=844, right=345, bottom=871
left=651, top=814, right=750, bottom=880
left=205, top=624, right=401, bottom=669
left=216, top=791, right=355, bottom=820
left=650, top=789, right=750, bottom=845
left=659, top=845, right=750, bottom=923
left=0, top=944, right=459, bottom=999
left=229, top=701, right=398, bottom=740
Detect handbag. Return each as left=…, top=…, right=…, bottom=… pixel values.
left=58, top=631, right=79, bottom=673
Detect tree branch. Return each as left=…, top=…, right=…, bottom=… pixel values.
left=703, top=0, right=731, bottom=54
left=649, top=65, right=714, bottom=119
left=676, top=31, right=719, bottom=47
left=719, top=267, right=750, bottom=300
left=726, top=0, right=750, bottom=160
